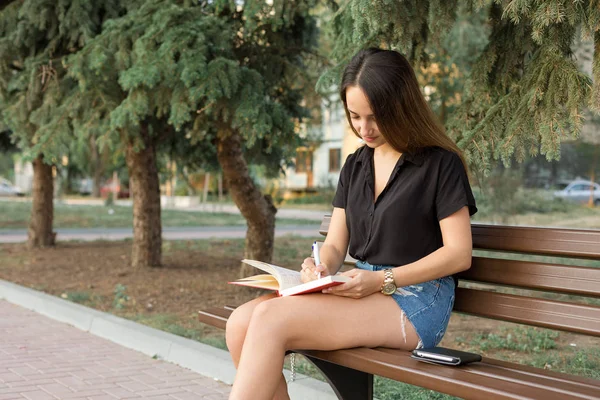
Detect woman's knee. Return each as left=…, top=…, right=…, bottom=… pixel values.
left=247, top=299, right=293, bottom=344
left=225, top=305, right=251, bottom=349
left=226, top=294, right=276, bottom=351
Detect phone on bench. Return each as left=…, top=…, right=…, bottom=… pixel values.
left=411, top=347, right=482, bottom=366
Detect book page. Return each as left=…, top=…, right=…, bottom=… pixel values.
left=241, top=259, right=302, bottom=290
left=279, top=275, right=351, bottom=297
left=230, top=275, right=281, bottom=291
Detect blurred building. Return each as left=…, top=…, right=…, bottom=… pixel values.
left=13, top=158, right=33, bottom=194
left=280, top=97, right=361, bottom=192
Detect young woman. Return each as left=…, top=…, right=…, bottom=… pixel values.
left=225, top=48, right=477, bottom=400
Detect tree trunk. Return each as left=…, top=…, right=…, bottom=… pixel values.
left=216, top=128, right=277, bottom=278
left=28, top=154, right=55, bottom=248
left=90, top=137, right=102, bottom=198
left=217, top=172, right=223, bottom=202
left=179, top=167, right=197, bottom=196
left=203, top=172, right=210, bottom=203
left=125, top=123, right=162, bottom=268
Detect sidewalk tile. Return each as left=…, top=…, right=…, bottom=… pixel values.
left=0, top=394, right=24, bottom=400
left=21, top=391, right=55, bottom=400
left=0, top=301, right=231, bottom=400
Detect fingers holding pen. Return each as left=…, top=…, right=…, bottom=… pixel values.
left=315, top=263, right=328, bottom=276
left=300, top=257, right=329, bottom=283
left=301, top=257, right=317, bottom=283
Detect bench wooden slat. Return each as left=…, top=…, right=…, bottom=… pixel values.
left=198, top=307, right=230, bottom=330
left=319, top=217, right=331, bottom=237
left=454, top=287, right=600, bottom=336
left=320, top=216, right=600, bottom=259
left=458, top=257, right=600, bottom=297
left=368, top=348, right=600, bottom=400
left=197, top=307, right=600, bottom=399
left=301, top=347, right=600, bottom=400
left=471, top=224, right=600, bottom=259
left=477, top=356, right=600, bottom=393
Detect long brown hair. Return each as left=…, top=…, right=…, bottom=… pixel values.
left=340, top=48, right=467, bottom=170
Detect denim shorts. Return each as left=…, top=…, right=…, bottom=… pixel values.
left=356, top=260, right=455, bottom=349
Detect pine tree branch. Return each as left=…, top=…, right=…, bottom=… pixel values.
left=0, top=0, right=17, bottom=12
left=35, top=93, right=80, bottom=153
left=9, top=62, right=23, bottom=72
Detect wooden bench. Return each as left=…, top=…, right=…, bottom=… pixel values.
left=198, top=215, right=600, bottom=399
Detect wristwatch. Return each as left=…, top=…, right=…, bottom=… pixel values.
left=381, top=269, right=397, bottom=295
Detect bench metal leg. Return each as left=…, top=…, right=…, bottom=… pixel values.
left=304, top=355, right=373, bottom=400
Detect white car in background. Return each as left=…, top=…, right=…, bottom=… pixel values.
left=553, top=180, right=600, bottom=206
left=0, top=177, right=24, bottom=197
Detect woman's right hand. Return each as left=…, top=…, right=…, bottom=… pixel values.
left=300, top=257, right=329, bottom=283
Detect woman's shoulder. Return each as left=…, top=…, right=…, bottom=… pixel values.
left=421, top=146, right=462, bottom=165
left=344, top=145, right=370, bottom=165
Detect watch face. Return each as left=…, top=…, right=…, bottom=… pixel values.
left=382, top=283, right=396, bottom=295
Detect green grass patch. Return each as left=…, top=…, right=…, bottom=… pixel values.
left=61, top=290, right=102, bottom=307
left=530, top=348, right=600, bottom=379
left=0, top=201, right=318, bottom=229
left=112, top=284, right=130, bottom=310
left=160, top=236, right=321, bottom=268
left=63, top=291, right=91, bottom=304
left=127, top=313, right=228, bottom=350
left=374, top=377, right=458, bottom=400
left=467, top=326, right=559, bottom=353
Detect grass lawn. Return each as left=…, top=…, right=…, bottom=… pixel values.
left=0, top=201, right=318, bottom=229
left=472, top=204, right=600, bottom=229
left=2, top=195, right=600, bottom=230
left=0, top=236, right=598, bottom=399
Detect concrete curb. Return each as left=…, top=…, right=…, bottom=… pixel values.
left=0, top=279, right=337, bottom=399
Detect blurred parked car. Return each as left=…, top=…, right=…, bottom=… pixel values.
left=0, top=178, right=24, bottom=197
left=78, top=178, right=93, bottom=196
left=553, top=180, right=600, bottom=206
left=100, top=179, right=130, bottom=199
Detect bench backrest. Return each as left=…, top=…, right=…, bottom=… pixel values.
left=319, top=216, right=600, bottom=337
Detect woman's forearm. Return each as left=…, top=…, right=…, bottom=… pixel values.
left=391, top=245, right=472, bottom=287
left=318, top=242, right=346, bottom=275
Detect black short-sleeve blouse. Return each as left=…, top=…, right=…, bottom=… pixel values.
left=332, top=145, right=477, bottom=267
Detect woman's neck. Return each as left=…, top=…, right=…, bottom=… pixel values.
left=373, top=143, right=402, bottom=160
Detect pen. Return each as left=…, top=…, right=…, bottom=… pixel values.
left=312, top=241, right=321, bottom=279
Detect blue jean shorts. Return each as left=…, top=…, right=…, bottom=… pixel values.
left=356, top=260, right=455, bottom=349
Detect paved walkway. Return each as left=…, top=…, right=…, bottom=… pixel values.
left=0, top=225, right=320, bottom=244
left=0, top=197, right=329, bottom=221
left=0, top=301, right=231, bottom=400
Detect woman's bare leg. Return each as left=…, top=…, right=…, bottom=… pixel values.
left=229, top=293, right=419, bottom=400
left=226, top=294, right=277, bottom=366
left=225, top=293, right=290, bottom=400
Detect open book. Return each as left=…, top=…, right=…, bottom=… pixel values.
left=229, top=259, right=350, bottom=297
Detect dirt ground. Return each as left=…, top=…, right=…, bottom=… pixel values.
left=0, top=240, right=267, bottom=343
left=0, top=239, right=598, bottom=377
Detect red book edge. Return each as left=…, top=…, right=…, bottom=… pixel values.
left=279, top=280, right=346, bottom=296
left=228, top=277, right=349, bottom=296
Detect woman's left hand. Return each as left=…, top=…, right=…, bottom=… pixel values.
left=322, top=269, right=384, bottom=299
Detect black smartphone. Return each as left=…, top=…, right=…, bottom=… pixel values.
left=411, top=347, right=482, bottom=366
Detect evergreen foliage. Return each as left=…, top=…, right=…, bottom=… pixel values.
left=66, top=0, right=321, bottom=176
left=323, top=0, right=600, bottom=175
left=0, top=0, right=124, bottom=161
